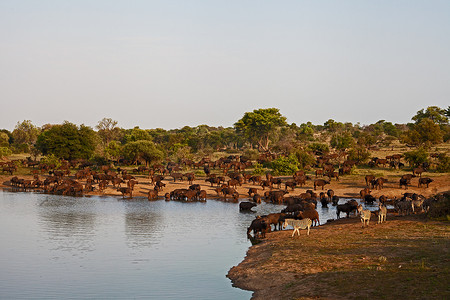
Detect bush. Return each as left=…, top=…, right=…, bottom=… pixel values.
left=404, top=147, right=429, bottom=167
left=252, top=162, right=266, bottom=175
left=270, top=154, right=299, bottom=176
left=436, top=154, right=450, bottom=173
left=243, top=149, right=260, bottom=161
left=347, top=146, right=371, bottom=164
left=0, top=146, right=12, bottom=158
left=307, top=143, right=329, bottom=155
left=292, top=149, right=315, bottom=170
left=39, top=154, right=62, bottom=169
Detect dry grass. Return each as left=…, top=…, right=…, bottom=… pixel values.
left=228, top=215, right=450, bottom=300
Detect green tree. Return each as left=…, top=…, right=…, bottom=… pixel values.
left=404, top=147, right=429, bottom=167
left=36, top=122, right=98, bottom=160
left=306, top=143, right=329, bottom=155
left=436, top=154, right=450, bottom=173
left=270, top=154, right=299, bottom=175
left=0, top=147, right=12, bottom=158
left=121, top=140, right=164, bottom=166
left=292, top=149, right=316, bottom=169
left=96, top=118, right=122, bottom=144
left=104, top=140, right=122, bottom=160
left=330, top=132, right=355, bottom=150
left=402, top=118, right=443, bottom=146
left=0, top=132, right=9, bottom=147
left=347, top=146, right=371, bottom=164
left=11, top=120, right=40, bottom=152
left=412, top=106, right=448, bottom=125
left=234, top=108, right=287, bottom=151
left=124, top=127, right=152, bottom=143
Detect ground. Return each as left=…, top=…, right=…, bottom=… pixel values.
left=227, top=214, right=450, bottom=299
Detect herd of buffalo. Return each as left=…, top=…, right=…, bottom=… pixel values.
left=1, top=151, right=441, bottom=238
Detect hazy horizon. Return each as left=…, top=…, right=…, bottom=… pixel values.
left=1, top=1, right=449, bottom=131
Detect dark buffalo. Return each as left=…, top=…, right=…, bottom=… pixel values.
left=239, top=201, right=257, bottom=211
left=314, top=179, right=330, bottom=190
left=418, top=177, right=433, bottom=188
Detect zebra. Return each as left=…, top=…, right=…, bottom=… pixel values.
left=282, top=218, right=312, bottom=237
left=357, top=205, right=371, bottom=227
left=378, top=203, right=387, bottom=224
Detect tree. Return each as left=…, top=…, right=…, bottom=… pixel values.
left=347, top=146, right=371, bottom=164
left=404, top=147, right=429, bottom=167
left=0, top=132, right=9, bottom=147
left=121, top=140, right=164, bottom=166
left=402, top=118, right=443, bottom=146
left=96, top=118, right=121, bottom=144
left=234, top=108, right=287, bottom=151
left=35, top=121, right=98, bottom=160
left=412, top=106, right=448, bottom=125
left=330, top=132, right=355, bottom=150
left=11, top=120, right=40, bottom=152
left=123, top=127, right=152, bottom=143
left=270, top=154, right=299, bottom=176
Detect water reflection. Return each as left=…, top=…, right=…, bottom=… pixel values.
left=123, top=202, right=164, bottom=249
left=37, top=195, right=97, bottom=255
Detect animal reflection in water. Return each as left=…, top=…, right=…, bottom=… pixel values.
left=282, top=218, right=312, bottom=237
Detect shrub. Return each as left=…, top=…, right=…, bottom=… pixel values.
left=39, top=154, right=62, bottom=169
left=270, top=154, right=299, bottom=176
left=292, top=149, right=316, bottom=170
left=0, top=146, right=12, bottom=158
left=404, top=147, right=429, bottom=167
left=347, top=146, right=371, bottom=164
left=307, top=143, right=329, bottom=155
left=243, top=149, right=260, bottom=161
left=252, top=162, right=266, bottom=175
left=436, top=154, right=450, bottom=173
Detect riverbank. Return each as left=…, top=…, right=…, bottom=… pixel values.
left=227, top=213, right=450, bottom=299
left=1, top=171, right=449, bottom=201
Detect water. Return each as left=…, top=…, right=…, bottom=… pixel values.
left=0, top=190, right=378, bottom=299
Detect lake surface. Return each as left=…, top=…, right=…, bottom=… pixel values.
left=0, top=190, right=376, bottom=299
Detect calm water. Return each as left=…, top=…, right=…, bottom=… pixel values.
left=0, top=190, right=376, bottom=299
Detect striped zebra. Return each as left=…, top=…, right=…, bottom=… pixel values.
left=282, top=218, right=312, bottom=237
left=357, top=204, right=371, bottom=227
left=378, top=203, right=387, bottom=224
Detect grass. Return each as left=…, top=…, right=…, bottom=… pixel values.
left=235, top=216, right=450, bottom=299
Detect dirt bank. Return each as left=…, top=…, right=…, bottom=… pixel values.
left=227, top=214, right=450, bottom=299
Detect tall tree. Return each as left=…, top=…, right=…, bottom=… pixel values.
left=121, top=140, right=164, bottom=165
left=11, top=120, right=40, bottom=152
left=412, top=106, right=448, bottom=125
left=96, top=118, right=121, bottom=144
left=36, top=121, right=98, bottom=160
left=234, top=108, right=287, bottom=151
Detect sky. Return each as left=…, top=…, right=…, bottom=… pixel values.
left=1, top=0, right=449, bottom=131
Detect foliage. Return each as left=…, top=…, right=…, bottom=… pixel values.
left=234, top=108, right=287, bottom=151
left=436, top=154, right=450, bottom=173
left=39, top=154, right=62, bottom=169
left=402, top=118, right=444, bottom=146
left=243, top=149, right=260, bottom=161
left=104, top=140, right=122, bottom=160
left=0, top=132, right=9, bottom=147
left=404, top=147, right=429, bottom=167
left=330, top=132, right=355, bottom=150
left=323, top=119, right=344, bottom=132
left=121, top=140, right=164, bottom=165
left=270, top=154, right=299, bottom=176
left=412, top=106, right=448, bottom=125
left=96, top=118, right=122, bottom=144
left=169, top=143, right=192, bottom=163
left=292, top=149, right=316, bottom=170
left=11, top=120, right=40, bottom=152
left=252, top=162, right=266, bottom=175
left=123, top=127, right=152, bottom=143
left=36, top=122, right=98, bottom=160
left=347, top=146, right=371, bottom=164
left=306, top=143, right=329, bottom=155
left=0, top=146, right=12, bottom=158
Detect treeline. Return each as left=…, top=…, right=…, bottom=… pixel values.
left=0, top=106, right=449, bottom=168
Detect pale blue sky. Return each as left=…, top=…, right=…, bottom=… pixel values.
left=1, top=0, right=449, bottom=130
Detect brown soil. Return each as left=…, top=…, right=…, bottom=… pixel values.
left=227, top=215, right=450, bottom=299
